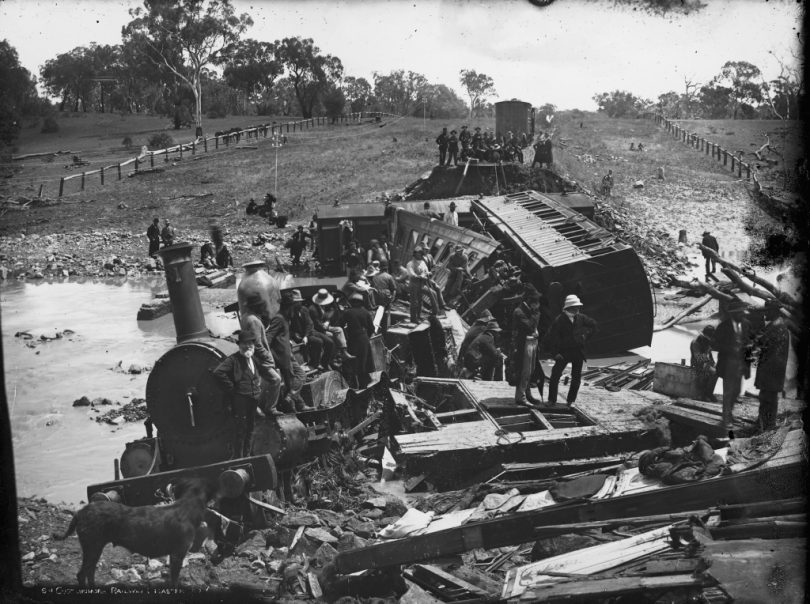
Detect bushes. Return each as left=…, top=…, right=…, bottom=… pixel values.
left=41, top=116, right=59, bottom=133
left=147, top=132, right=174, bottom=150
left=122, top=136, right=133, bottom=149
left=206, top=101, right=227, bottom=119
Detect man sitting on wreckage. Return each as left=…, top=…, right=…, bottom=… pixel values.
left=309, top=288, right=355, bottom=370
left=461, top=320, right=503, bottom=380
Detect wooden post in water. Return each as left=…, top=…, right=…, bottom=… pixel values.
left=59, top=177, right=65, bottom=197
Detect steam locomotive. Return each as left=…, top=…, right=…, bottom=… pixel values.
left=86, top=243, right=371, bottom=531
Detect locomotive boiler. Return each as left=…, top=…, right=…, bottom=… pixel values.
left=86, top=243, right=310, bottom=528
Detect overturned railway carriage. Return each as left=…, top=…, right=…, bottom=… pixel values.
left=472, top=191, right=654, bottom=354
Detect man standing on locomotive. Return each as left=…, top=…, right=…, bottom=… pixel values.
left=240, top=294, right=282, bottom=413
left=213, top=331, right=272, bottom=458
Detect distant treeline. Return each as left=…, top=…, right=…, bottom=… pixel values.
left=594, top=60, right=804, bottom=121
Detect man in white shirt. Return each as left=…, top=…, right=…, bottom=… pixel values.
left=443, top=201, right=459, bottom=227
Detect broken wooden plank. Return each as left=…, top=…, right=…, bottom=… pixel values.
left=523, top=573, right=709, bottom=601
left=407, top=564, right=491, bottom=599
left=333, top=445, right=804, bottom=574
left=718, top=497, right=805, bottom=521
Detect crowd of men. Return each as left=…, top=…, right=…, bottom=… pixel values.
left=689, top=297, right=790, bottom=432
left=435, top=126, right=529, bottom=166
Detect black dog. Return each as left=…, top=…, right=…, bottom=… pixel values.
left=53, top=479, right=217, bottom=587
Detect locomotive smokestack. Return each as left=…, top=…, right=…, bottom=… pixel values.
left=157, top=243, right=208, bottom=343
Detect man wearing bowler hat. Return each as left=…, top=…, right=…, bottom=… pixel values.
left=714, top=298, right=752, bottom=429
left=545, top=294, right=598, bottom=405
left=213, top=330, right=268, bottom=457
left=340, top=292, right=375, bottom=388
left=462, top=320, right=502, bottom=380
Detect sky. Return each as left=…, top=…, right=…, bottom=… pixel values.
left=0, top=0, right=803, bottom=110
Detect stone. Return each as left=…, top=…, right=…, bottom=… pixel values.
left=73, top=396, right=91, bottom=407
left=304, top=527, right=338, bottom=544
left=336, top=532, right=369, bottom=552
left=110, top=568, right=125, bottom=581
left=124, top=568, right=141, bottom=582
left=147, top=558, right=163, bottom=570
left=280, top=511, right=321, bottom=528
left=128, top=364, right=145, bottom=374
left=313, top=509, right=346, bottom=528
left=312, top=542, right=339, bottom=567
left=21, top=552, right=35, bottom=562
left=362, top=497, right=387, bottom=510
left=236, top=530, right=268, bottom=559
left=265, top=525, right=296, bottom=548
left=361, top=508, right=383, bottom=520
left=344, top=518, right=375, bottom=538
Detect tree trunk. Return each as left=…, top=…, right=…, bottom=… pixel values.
left=194, top=77, right=202, bottom=131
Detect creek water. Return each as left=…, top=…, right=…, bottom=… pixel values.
left=1, top=278, right=239, bottom=505
left=1, top=262, right=800, bottom=505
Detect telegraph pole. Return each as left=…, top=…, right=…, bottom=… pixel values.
left=271, top=133, right=283, bottom=199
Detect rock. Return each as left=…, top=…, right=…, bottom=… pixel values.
left=280, top=511, right=321, bottom=528
left=91, top=397, right=113, bottom=406
left=362, top=497, right=387, bottom=510
left=110, top=568, right=125, bottom=581
left=312, top=542, right=338, bottom=567
left=73, top=396, right=91, bottom=407
left=265, top=525, right=296, bottom=547
left=250, top=559, right=266, bottom=570
left=304, top=527, right=338, bottom=544
left=361, top=508, right=383, bottom=520
left=344, top=518, right=375, bottom=538
left=147, top=558, right=163, bottom=570
left=267, top=559, right=284, bottom=573
left=22, top=552, right=35, bottom=562
left=337, top=532, right=370, bottom=554
left=128, top=364, right=145, bottom=374
left=124, top=568, right=142, bottom=582
left=236, top=530, right=268, bottom=559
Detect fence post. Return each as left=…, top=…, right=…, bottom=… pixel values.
left=204, top=137, right=208, bottom=152
left=731, top=155, right=735, bottom=172
left=287, top=123, right=290, bottom=133
left=215, top=136, right=219, bottom=149
left=81, top=172, right=85, bottom=191
left=738, top=156, right=743, bottom=177
left=165, top=148, right=169, bottom=162
left=100, top=167, right=104, bottom=186
left=746, top=163, right=751, bottom=179
left=38, top=184, right=44, bottom=198
left=117, top=164, right=122, bottom=180
left=135, top=157, right=140, bottom=173
left=59, top=177, right=65, bottom=197
left=723, top=150, right=728, bottom=166
left=192, top=140, right=196, bottom=156
left=150, top=153, right=154, bottom=168
left=179, top=143, right=183, bottom=159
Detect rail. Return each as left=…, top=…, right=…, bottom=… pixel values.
left=643, top=112, right=753, bottom=181
left=10, top=112, right=400, bottom=199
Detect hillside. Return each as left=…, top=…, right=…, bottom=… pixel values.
left=0, top=111, right=797, bottom=280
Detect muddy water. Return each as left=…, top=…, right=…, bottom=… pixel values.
left=1, top=279, right=239, bottom=505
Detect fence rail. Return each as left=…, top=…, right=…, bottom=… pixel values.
left=644, top=112, right=752, bottom=181
left=20, top=111, right=398, bottom=198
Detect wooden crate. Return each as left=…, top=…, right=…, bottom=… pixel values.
left=652, top=362, right=702, bottom=399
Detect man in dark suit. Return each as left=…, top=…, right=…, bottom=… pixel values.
left=545, top=295, right=598, bottom=405
left=462, top=321, right=501, bottom=380
left=340, top=292, right=376, bottom=388
left=147, top=218, right=161, bottom=257
left=701, top=230, right=719, bottom=275
left=753, top=300, right=790, bottom=431
left=714, top=299, right=752, bottom=429
left=436, top=127, right=449, bottom=166
left=212, top=330, right=269, bottom=457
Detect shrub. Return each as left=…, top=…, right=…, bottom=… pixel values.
left=206, top=101, right=227, bottom=119
left=122, top=136, right=133, bottom=149
left=41, top=117, right=59, bottom=133
left=147, top=132, right=174, bottom=151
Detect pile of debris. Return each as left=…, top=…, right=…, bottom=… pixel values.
left=14, top=329, right=76, bottom=348
left=593, top=200, right=693, bottom=285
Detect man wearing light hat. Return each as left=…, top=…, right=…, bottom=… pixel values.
left=285, top=289, right=333, bottom=372
left=309, top=288, right=355, bottom=367
left=545, top=294, right=598, bottom=405
left=212, top=330, right=268, bottom=457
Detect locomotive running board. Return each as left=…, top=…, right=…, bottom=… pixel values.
left=87, top=454, right=277, bottom=507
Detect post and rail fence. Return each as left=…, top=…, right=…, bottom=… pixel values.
left=17, top=112, right=398, bottom=199
left=644, top=112, right=752, bottom=181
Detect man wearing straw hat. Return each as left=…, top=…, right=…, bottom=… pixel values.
left=545, top=294, right=598, bottom=406
left=309, top=288, right=355, bottom=368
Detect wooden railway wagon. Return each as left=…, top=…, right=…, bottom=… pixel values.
left=472, top=190, right=654, bottom=354
left=495, top=99, right=535, bottom=141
